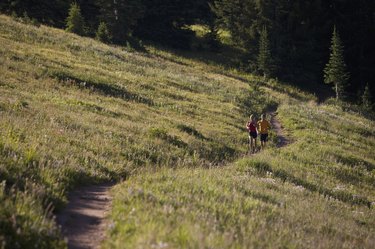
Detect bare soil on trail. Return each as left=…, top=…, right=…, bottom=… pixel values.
left=269, top=112, right=290, bottom=148
left=56, top=183, right=114, bottom=249
left=55, top=113, right=288, bottom=249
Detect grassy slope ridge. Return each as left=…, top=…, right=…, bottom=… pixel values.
left=0, top=15, right=374, bottom=249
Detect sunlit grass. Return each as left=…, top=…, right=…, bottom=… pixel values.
left=0, top=14, right=272, bottom=247
left=1, top=14, right=374, bottom=249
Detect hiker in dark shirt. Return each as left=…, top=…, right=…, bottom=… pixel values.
left=246, top=114, right=258, bottom=154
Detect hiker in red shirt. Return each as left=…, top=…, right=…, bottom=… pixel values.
left=246, top=114, right=258, bottom=154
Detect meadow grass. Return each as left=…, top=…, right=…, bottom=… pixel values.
left=0, top=14, right=374, bottom=249
left=106, top=100, right=374, bottom=248
left=0, top=14, right=271, bottom=248
left=106, top=167, right=374, bottom=249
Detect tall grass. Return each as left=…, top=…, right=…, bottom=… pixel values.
left=1, top=14, right=374, bottom=249
left=0, top=14, right=274, bottom=247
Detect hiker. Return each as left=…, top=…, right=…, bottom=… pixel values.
left=246, top=114, right=258, bottom=153
left=257, top=114, right=271, bottom=150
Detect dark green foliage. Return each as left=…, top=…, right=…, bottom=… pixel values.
left=133, top=0, right=205, bottom=48
left=65, top=3, right=85, bottom=36
left=324, top=27, right=350, bottom=101
left=95, top=0, right=144, bottom=44
left=17, top=11, right=40, bottom=26
left=76, top=0, right=101, bottom=36
left=257, top=26, right=272, bottom=77
left=211, top=0, right=257, bottom=47
left=96, top=21, right=111, bottom=43
left=0, top=0, right=70, bottom=27
left=212, top=0, right=375, bottom=104
left=361, top=83, right=373, bottom=111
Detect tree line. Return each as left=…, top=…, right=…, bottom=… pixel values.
left=0, top=0, right=374, bottom=108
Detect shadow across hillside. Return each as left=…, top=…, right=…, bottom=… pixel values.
left=50, top=70, right=154, bottom=106
left=247, top=160, right=372, bottom=208
left=141, top=42, right=333, bottom=102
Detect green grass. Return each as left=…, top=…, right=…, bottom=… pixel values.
left=0, top=14, right=374, bottom=249
left=106, top=101, right=375, bottom=248
left=106, top=167, right=374, bottom=249
left=0, top=14, right=271, bottom=248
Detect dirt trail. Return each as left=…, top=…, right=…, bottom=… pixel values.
left=56, top=183, right=114, bottom=249
left=268, top=111, right=290, bottom=148
left=55, top=113, right=288, bottom=249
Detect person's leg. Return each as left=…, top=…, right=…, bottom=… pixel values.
left=251, top=137, right=255, bottom=153
left=263, top=134, right=268, bottom=149
left=248, top=136, right=252, bottom=154
left=251, top=138, right=255, bottom=153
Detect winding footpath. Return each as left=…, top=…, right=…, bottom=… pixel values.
left=56, top=112, right=289, bottom=249
left=269, top=111, right=290, bottom=148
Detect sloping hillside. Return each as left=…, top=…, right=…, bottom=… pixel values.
left=108, top=101, right=375, bottom=248
left=0, top=15, right=374, bottom=249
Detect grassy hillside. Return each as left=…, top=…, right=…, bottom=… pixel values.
left=0, top=15, right=374, bottom=249
left=107, top=101, right=375, bottom=248
left=0, top=14, right=272, bottom=248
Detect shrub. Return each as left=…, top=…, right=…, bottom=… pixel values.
left=361, top=83, right=374, bottom=112
left=96, top=22, right=112, bottom=43
left=65, top=3, right=85, bottom=36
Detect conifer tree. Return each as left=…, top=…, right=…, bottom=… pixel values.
left=96, top=0, right=144, bottom=44
left=66, top=2, right=85, bottom=36
left=96, top=22, right=112, bottom=43
left=324, top=26, right=350, bottom=101
left=362, top=83, right=373, bottom=111
left=257, top=26, right=272, bottom=77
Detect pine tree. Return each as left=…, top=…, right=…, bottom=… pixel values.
left=96, top=0, right=144, bottom=44
left=362, top=83, right=373, bottom=111
left=66, top=2, right=85, bottom=36
left=96, top=22, right=112, bottom=43
left=257, top=26, right=272, bottom=78
left=324, top=26, right=350, bottom=101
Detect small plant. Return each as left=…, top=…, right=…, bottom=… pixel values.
left=361, top=83, right=373, bottom=112
left=96, top=22, right=112, bottom=43
left=65, top=3, right=85, bottom=36
left=20, top=12, right=39, bottom=26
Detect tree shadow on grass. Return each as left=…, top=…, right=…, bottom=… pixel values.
left=50, top=70, right=154, bottom=106
left=176, top=124, right=210, bottom=141
left=247, top=160, right=372, bottom=208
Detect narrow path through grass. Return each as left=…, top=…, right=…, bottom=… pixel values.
left=269, top=111, right=291, bottom=148
left=58, top=109, right=289, bottom=248
left=56, top=183, right=114, bottom=249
